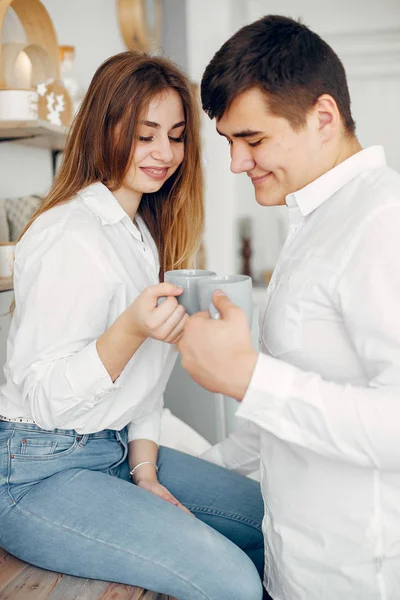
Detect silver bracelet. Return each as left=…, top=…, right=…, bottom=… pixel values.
left=129, top=461, right=158, bottom=478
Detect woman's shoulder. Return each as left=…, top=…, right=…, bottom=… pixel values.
left=16, top=195, right=106, bottom=262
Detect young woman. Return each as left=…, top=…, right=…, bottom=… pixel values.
left=0, top=52, right=265, bottom=600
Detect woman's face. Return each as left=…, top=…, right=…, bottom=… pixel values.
left=123, top=89, right=185, bottom=197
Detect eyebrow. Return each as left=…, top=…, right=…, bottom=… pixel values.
left=216, top=128, right=262, bottom=138
left=140, top=120, right=186, bottom=130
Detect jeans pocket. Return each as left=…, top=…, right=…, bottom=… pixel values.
left=0, top=429, right=13, bottom=448
left=11, top=431, right=78, bottom=461
left=0, top=433, right=11, bottom=488
left=8, top=431, right=80, bottom=504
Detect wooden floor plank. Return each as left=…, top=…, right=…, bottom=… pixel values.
left=0, top=550, right=177, bottom=599
left=0, top=552, right=31, bottom=593
left=98, top=582, right=146, bottom=600
left=0, top=548, right=8, bottom=562
left=46, top=574, right=109, bottom=600
left=0, top=564, right=63, bottom=599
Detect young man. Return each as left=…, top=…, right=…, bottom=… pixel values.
left=178, top=14, right=400, bottom=600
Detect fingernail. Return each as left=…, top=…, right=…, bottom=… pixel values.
left=214, top=289, right=224, bottom=296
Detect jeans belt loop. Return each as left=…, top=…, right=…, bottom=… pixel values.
left=77, top=433, right=89, bottom=446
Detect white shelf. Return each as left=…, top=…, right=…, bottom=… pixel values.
left=0, top=119, right=67, bottom=151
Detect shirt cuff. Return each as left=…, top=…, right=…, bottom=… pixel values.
left=127, top=409, right=162, bottom=444
left=66, top=340, right=118, bottom=402
left=236, top=352, right=295, bottom=422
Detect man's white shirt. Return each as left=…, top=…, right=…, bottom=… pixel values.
left=202, top=146, right=400, bottom=599
left=0, top=182, right=176, bottom=443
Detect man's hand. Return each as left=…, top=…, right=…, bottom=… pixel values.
left=178, top=290, right=258, bottom=400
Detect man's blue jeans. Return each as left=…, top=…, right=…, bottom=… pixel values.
left=0, top=422, right=265, bottom=599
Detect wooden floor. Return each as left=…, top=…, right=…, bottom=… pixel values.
left=0, top=548, right=176, bottom=599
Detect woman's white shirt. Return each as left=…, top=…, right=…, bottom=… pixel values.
left=0, top=182, right=177, bottom=443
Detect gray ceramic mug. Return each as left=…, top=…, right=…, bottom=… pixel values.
left=160, top=269, right=217, bottom=315
left=197, top=274, right=253, bottom=325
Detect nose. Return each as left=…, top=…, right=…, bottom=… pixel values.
left=151, top=136, right=174, bottom=163
left=230, top=144, right=255, bottom=174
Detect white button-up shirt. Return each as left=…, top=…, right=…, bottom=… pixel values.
left=0, top=182, right=176, bottom=443
left=203, top=146, right=400, bottom=599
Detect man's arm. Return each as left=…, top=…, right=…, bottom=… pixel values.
left=201, top=420, right=261, bottom=475
left=180, top=204, right=400, bottom=472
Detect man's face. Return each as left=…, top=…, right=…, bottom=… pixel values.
left=216, top=87, right=322, bottom=206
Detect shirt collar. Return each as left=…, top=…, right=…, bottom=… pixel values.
left=285, top=146, right=387, bottom=217
left=79, top=182, right=143, bottom=241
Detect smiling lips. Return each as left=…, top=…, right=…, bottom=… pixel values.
left=140, top=166, right=169, bottom=181
left=249, top=172, right=272, bottom=185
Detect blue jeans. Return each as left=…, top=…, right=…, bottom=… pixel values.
left=0, top=422, right=265, bottom=600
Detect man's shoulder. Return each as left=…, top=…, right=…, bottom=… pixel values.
left=361, top=163, right=400, bottom=195
left=346, top=163, right=400, bottom=219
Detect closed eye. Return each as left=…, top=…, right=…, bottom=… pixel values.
left=169, top=135, right=184, bottom=143
left=248, top=139, right=263, bottom=147
left=137, top=135, right=184, bottom=143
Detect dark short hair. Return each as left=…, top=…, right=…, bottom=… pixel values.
left=201, top=15, right=355, bottom=134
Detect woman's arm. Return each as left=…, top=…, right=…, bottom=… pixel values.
left=12, top=226, right=185, bottom=430
left=128, top=438, right=191, bottom=513
left=128, top=438, right=158, bottom=484
left=97, top=284, right=186, bottom=382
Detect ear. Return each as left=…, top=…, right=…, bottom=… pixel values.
left=313, top=94, right=341, bottom=140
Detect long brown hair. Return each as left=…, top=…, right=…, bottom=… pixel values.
left=20, top=51, right=204, bottom=274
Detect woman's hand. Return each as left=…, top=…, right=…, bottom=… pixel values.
left=125, top=282, right=187, bottom=344
left=98, top=282, right=186, bottom=381
left=136, top=479, right=192, bottom=515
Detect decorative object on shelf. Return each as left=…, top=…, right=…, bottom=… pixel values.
left=0, top=88, right=37, bottom=120
left=117, top=0, right=162, bottom=52
left=4, top=194, right=42, bottom=241
left=59, top=45, right=83, bottom=115
left=238, top=216, right=253, bottom=278
left=1, top=41, right=55, bottom=90
left=0, top=0, right=72, bottom=126
left=0, top=198, right=10, bottom=242
left=37, top=79, right=73, bottom=126
left=0, top=0, right=60, bottom=88
left=0, top=242, right=15, bottom=279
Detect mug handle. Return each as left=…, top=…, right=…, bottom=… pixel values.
left=157, top=296, right=167, bottom=307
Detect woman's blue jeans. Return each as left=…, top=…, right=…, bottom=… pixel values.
left=0, top=422, right=265, bottom=600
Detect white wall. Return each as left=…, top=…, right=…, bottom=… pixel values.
left=248, top=0, right=400, bottom=35
left=185, top=0, right=245, bottom=275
